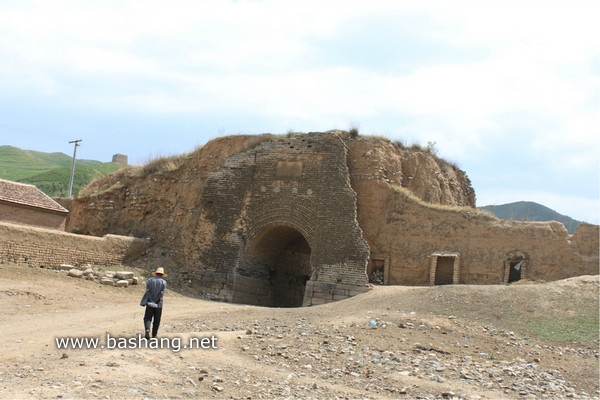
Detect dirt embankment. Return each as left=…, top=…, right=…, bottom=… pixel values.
left=345, top=137, right=475, bottom=208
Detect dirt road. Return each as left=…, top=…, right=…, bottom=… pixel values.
left=1, top=263, right=598, bottom=399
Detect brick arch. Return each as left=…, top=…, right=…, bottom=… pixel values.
left=234, top=224, right=312, bottom=307
left=245, top=199, right=317, bottom=244
left=245, top=214, right=315, bottom=250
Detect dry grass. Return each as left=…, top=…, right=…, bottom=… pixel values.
left=138, top=153, right=188, bottom=177
left=354, top=134, right=390, bottom=142
left=389, top=183, right=496, bottom=220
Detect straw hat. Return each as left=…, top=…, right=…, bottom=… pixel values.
left=152, top=267, right=167, bottom=277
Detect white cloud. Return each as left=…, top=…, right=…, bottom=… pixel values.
left=0, top=0, right=598, bottom=218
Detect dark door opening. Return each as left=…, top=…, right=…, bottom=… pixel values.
left=368, top=259, right=386, bottom=284
left=435, top=256, right=454, bottom=285
left=508, top=261, right=522, bottom=283
left=242, top=226, right=311, bottom=307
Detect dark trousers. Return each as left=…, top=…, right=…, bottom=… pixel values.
left=143, top=306, right=163, bottom=337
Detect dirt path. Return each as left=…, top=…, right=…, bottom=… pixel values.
left=1, top=263, right=598, bottom=399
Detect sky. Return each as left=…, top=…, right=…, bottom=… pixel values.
left=0, top=0, right=598, bottom=224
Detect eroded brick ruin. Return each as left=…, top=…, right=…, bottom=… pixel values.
left=64, top=131, right=599, bottom=307
left=197, top=134, right=370, bottom=306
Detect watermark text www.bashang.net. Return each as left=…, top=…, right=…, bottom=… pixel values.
left=55, top=334, right=218, bottom=353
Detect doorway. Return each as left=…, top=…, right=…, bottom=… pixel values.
left=508, top=261, right=523, bottom=283
left=368, top=258, right=387, bottom=284
left=238, top=225, right=311, bottom=307
left=429, top=252, right=460, bottom=286
left=435, top=256, right=455, bottom=285
left=504, top=251, right=528, bottom=284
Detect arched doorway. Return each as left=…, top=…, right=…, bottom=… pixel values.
left=504, top=251, right=528, bottom=284
left=238, top=225, right=311, bottom=307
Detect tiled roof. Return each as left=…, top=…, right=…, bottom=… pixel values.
left=0, top=178, right=68, bottom=214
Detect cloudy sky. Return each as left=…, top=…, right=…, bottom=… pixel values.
left=1, top=0, right=598, bottom=224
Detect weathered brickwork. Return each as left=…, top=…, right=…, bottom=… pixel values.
left=198, top=133, right=370, bottom=306
left=0, top=202, right=67, bottom=230
left=0, top=221, right=147, bottom=269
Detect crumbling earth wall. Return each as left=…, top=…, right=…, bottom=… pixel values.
left=64, top=132, right=599, bottom=305
left=350, top=178, right=598, bottom=286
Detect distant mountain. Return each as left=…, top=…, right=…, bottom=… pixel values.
left=0, top=145, right=125, bottom=198
left=478, top=201, right=582, bottom=234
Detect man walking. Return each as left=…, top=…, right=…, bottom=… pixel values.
left=140, top=267, right=167, bottom=339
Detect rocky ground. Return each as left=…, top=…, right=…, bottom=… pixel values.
left=1, top=263, right=598, bottom=399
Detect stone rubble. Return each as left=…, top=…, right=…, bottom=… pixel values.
left=370, top=269, right=385, bottom=284
left=2, top=313, right=598, bottom=399
left=149, top=314, right=598, bottom=400
left=61, top=264, right=140, bottom=287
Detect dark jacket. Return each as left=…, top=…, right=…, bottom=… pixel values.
left=140, top=275, right=167, bottom=308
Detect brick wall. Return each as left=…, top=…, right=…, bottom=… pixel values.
left=0, top=221, right=148, bottom=268
left=0, top=202, right=67, bottom=230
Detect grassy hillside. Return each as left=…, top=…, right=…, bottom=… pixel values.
left=479, top=201, right=582, bottom=233
left=0, top=145, right=125, bottom=197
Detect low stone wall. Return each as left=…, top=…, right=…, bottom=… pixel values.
left=0, top=221, right=148, bottom=269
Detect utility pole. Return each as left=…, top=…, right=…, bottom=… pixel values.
left=68, top=139, right=82, bottom=197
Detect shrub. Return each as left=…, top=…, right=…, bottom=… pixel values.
left=409, top=143, right=423, bottom=152
left=348, top=122, right=360, bottom=138
left=393, top=140, right=406, bottom=149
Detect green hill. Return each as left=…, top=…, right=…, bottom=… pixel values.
left=478, top=201, right=582, bottom=234
left=0, top=145, right=125, bottom=197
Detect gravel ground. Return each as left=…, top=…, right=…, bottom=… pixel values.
left=1, top=263, right=598, bottom=399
